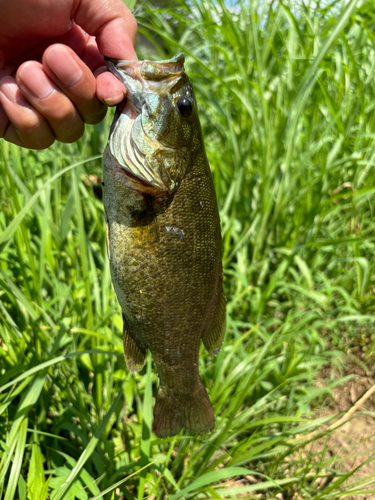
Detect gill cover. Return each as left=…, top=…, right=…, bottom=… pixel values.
left=106, top=53, right=196, bottom=194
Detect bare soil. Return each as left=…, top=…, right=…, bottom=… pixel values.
left=312, top=358, right=375, bottom=499
left=213, top=355, right=375, bottom=499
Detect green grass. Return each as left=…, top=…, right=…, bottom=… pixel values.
left=1, top=0, right=375, bottom=498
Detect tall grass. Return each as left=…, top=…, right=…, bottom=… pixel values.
left=1, top=1, right=375, bottom=499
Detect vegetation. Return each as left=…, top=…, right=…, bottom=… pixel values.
left=1, top=0, right=375, bottom=498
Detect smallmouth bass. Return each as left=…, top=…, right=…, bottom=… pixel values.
left=103, top=53, right=226, bottom=438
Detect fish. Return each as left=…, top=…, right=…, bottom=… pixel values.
left=102, top=53, right=226, bottom=438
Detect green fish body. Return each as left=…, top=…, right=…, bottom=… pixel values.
left=103, top=54, right=226, bottom=438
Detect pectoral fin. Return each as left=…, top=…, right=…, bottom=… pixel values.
left=122, top=315, right=147, bottom=372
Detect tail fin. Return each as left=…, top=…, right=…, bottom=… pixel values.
left=153, top=380, right=215, bottom=438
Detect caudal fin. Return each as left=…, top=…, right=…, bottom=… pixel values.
left=153, top=381, right=215, bottom=438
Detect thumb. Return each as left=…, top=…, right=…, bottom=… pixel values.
left=73, top=0, right=137, bottom=60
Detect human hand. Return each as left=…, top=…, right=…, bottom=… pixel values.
left=0, top=0, right=137, bottom=149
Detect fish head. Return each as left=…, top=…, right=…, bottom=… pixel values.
left=106, top=53, right=199, bottom=194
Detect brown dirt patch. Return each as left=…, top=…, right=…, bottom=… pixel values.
left=312, top=359, right=375, bottom=499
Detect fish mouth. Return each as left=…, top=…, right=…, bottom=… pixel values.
left=105, top=54, right=187, bottom=194
left=105, top=53, right=185, bottom=81
left=104, top=53, right=185, bottom=112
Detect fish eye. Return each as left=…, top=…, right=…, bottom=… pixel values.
left=176, top=97, right=193, bottom=118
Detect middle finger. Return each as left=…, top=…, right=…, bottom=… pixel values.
left=16, top=61, right=85, bottom=143
left=42, top=43, right=108, bottom=123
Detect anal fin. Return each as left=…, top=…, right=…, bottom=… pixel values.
left=122, top=314, right=147, bottom=372
left=201, top=290, right=226, bottom=356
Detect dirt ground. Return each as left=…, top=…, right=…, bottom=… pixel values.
left=218, top=359, right=375, bottom=499
left=311, top=358, right=375, bottom=499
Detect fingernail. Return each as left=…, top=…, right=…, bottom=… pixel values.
left=103, top=93, right=125, bottom=106
left=0, top=80, right=18, bottom=102
left=18, top=63, right=54, bottom=99
left=46, top=46, right=83, bottom=87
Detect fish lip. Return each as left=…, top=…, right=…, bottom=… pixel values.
left=104, top=53, right=185, bottom=74
left=105, top=57, right=144, bottom=114
left=104, top=54, right=185, bottom=91
left=104, top=57, right=138, bottom=75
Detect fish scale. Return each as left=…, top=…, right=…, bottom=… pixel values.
left=103, top=53, right=226, bottom=437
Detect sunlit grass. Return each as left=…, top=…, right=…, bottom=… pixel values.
left=1, top=0, right=375, bottom=498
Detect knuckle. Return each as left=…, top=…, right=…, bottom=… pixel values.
left=18, top=111, right=44, bottom=134
left=129, top=14, right=138, bottom=35
left=127, top=18, right=138, bottom=45
left=57, top=122, right=85, bottom=143
left=19, top=127, right=55, bottom=150
left=3, top=120, right=54, bottom=150
left=51, top=100, right=76, bottom=123
left=0, top=106, right=9, bottom=138
left=29, top=136, right=55, bottom=150
left=85, top=106, right=107, bottom=125
left=49, top=98, right=85, bottom=142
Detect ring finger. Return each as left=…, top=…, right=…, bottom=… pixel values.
left=0, top=77, right=55, bottom=149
